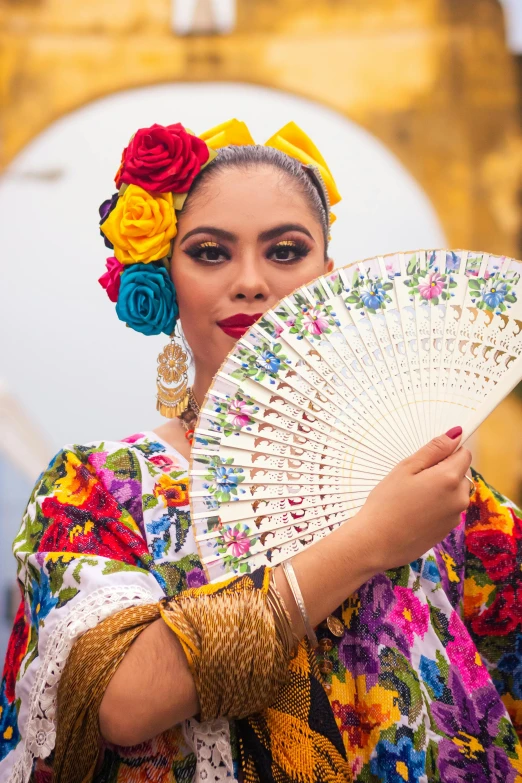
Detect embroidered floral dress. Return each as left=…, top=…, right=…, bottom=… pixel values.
left=1, top=432, right=522, bottom=782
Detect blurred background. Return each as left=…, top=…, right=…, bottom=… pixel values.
left=2, top=0, right=522, bottom=657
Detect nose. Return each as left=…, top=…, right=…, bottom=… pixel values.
left=229, top=257, right=270, bottom=303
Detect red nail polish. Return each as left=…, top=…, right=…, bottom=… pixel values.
left=445, top=426, right=463, bottom=440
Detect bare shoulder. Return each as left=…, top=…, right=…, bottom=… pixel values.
left=153, top=418, right=191, bottom=462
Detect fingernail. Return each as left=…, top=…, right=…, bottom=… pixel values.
left=445, top=426, right=463, bottom=440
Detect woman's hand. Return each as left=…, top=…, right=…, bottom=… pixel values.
left=352, top=428, right=472, bottom=573
left=282, top=428, right=472, bottom=635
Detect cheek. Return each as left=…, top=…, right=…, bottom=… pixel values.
left=169, top=258, right=219, bottom=357
left=269, top=251, right=328, bottom=297
left=173, top=280, right=215, bottom=339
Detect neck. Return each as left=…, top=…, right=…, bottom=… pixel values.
left=191, top=361, right=219, bottom=410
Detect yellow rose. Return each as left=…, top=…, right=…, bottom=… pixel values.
left=101, top=185, right=177, bottom=264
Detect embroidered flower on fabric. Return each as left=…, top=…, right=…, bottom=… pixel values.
left=446, top=612, right=490, bottom=693
left=419, top=655, right=444, bottom=699
left=388, top=587, right=429, bottom=646
left=27, top=716, right=56, bottom=759
left=153, top=475, right=189, bottom=507
left=370, top=736, right=425, bottom=783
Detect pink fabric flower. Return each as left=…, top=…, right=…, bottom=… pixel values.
left=303, top=307, right=330, bottom=335
left=418, top=272, right=445, bottom=300
left=88, top=451, right=108, bottom=471
left=122, top=433, right=145, bottom=444
left=149, top=454, right=178, bottom=471
left=389, top=586, right=429, bottom=645
left=446, top=611, right=490, bottom=693
left=226, top=399, right=256, bottom=428
left=98, top=257, right=124, bottom=303
left=222, top=526, right=251, bottom=558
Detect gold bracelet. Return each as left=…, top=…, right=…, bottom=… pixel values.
left=281, top=559, right=318, bottom=649
left=268, top=571, right=299, bottom=657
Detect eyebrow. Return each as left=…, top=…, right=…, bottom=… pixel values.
left=180, top=226, right=237, bottom=243
left=180, top=223, right=315, bottom=244
left=259, top=223, right=314, bottom=242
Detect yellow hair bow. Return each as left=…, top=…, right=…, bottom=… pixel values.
left=200, top=119, right=255, bottom=150
left=200, top=119, right=341, bottom=223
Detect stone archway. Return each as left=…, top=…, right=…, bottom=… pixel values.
left=2, top=0, right=521, bottom=256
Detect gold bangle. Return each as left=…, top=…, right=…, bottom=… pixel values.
left=268, top=571, right=299, bottom=657
left=281, top=559, right=318, bottom=649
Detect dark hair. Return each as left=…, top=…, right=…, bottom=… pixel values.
left=183, top=145, right=330, bottom=255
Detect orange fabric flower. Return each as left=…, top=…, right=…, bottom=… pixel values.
left=101, top=185, right=176, bottom=264
left=153, top=474, right=189, bottom=507
left=330, top=672, right=400, bottom=763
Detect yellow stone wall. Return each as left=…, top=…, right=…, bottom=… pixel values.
left=1, top=0, right=522, bottom=498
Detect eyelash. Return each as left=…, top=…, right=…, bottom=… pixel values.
left=269, top=239, right=311, bottom=264
left=184, top=241, right=230, bottom=264
left=184, top=239, right=311, bottom=265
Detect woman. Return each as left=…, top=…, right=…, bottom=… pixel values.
left=1, top=118, right=521, bottom=783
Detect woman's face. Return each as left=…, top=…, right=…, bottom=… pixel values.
left=170, top=165, right=334, bottom=380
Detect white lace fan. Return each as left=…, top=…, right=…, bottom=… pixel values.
left=189, top=250, right=522, bottom=582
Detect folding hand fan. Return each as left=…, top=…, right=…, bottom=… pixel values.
left=189, top=250, right=522, bottom=582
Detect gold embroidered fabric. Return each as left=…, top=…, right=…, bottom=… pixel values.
left=54, top=603, right=160, bottom=783
left=159, top=568, right=292, bottom=721
left=53, top=568, right=297, bottom=781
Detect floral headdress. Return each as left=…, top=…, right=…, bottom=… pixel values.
left=98, top=119, right=341, bottom=337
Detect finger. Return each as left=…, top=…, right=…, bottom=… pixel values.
left=429, top=447, right=472, bottom=480
left=405, top=427, right=463, bottom=473
left=451, top=447, right=473, bottom=474
left=459, top=476, right=473, bottom=509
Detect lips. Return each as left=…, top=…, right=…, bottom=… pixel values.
left=217, top=313, right=263, bottom=339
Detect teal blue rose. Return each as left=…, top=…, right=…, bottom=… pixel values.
left=116, top=263, right=178, bottom=336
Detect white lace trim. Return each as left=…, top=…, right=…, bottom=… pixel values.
left=183, top=718, right=237, bottom=782
left=8, top=584, right=155, bottom=783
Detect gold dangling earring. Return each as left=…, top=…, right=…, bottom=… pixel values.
left=156, top=329, right=189, bottom=419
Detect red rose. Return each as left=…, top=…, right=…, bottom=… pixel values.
left=39, top=507, right=146, bottom=565
left=117, top=123, right=210, bottom=193
left=466, top=528, right=518, bottom=581
left=40, top=485, right=148, bottom=564
left=98, top=256, right=123, bottom=303
left=2, top=597, right=29, bottom=701
left=472, top=584, right=522, bottom=637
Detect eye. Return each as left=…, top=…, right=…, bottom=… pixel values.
left=268, top=239, right=311, bottom=264
left=184, top=241, right=231, bottom=264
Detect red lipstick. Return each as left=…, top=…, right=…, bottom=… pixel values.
left=217, top=313, right=263, bottom=339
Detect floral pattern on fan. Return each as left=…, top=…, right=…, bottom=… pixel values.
left=200, top=455, right=245, bottom=503
left=213, top=394, right=259, bottom=437
left=231, top=341, right=288, bottom=383
left=214, top=522, right=258, bottom=573
left=344, top=270, right=394, bottom=314
left=404, top=265, right=457, bottom=304
left=289, top=304, right=340, bottom=339
left=468, top=274, right=519, bottom=313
